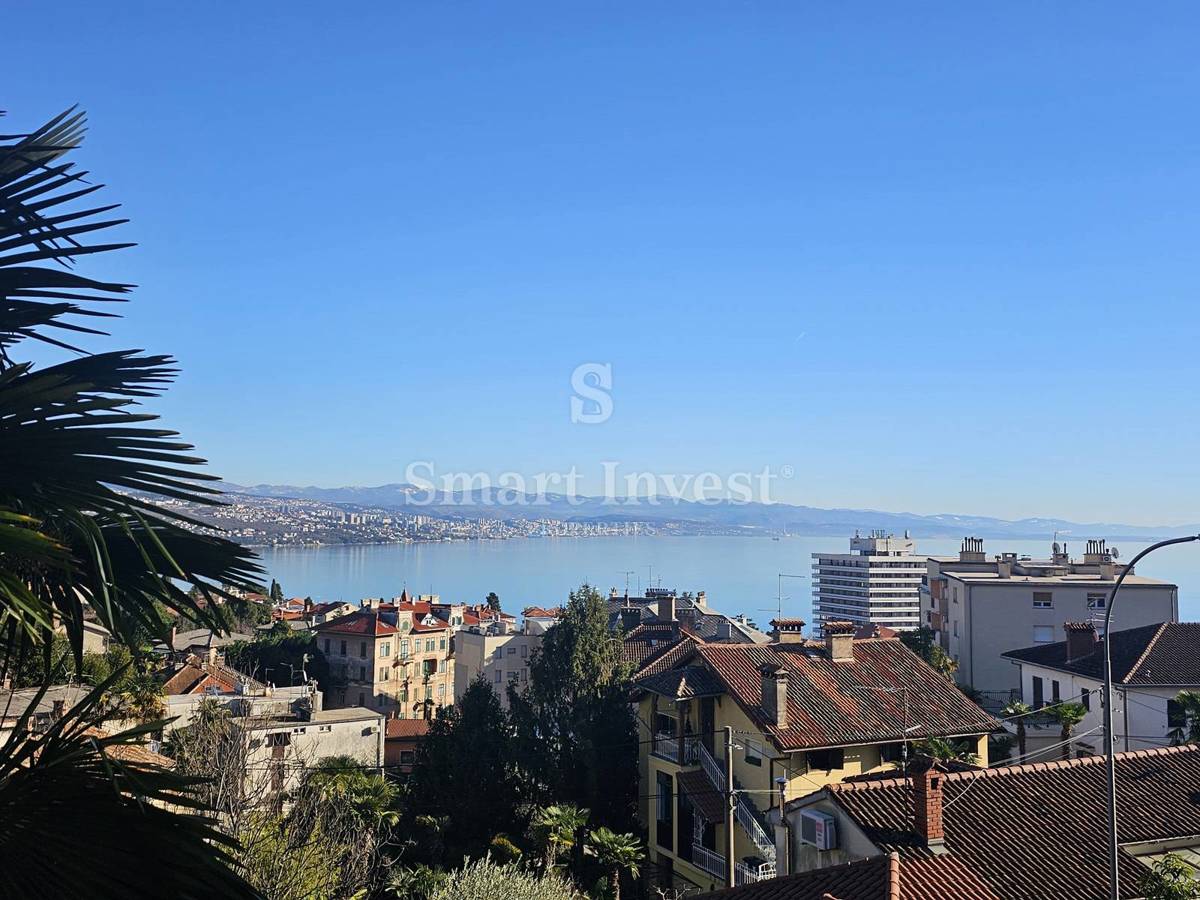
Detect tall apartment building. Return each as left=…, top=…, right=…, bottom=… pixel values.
left=921, top=538, right=1179, bottom=694
left=315, top=607, right=455, bottom=719
left=811, top=532, right=925, bottom=635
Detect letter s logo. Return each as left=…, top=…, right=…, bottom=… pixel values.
left=570, top=363, right=613, bottom=424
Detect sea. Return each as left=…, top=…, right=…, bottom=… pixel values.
left=256, top=535, right=1200, bottom=624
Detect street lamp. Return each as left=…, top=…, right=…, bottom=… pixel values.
left=1102, top=533, right=1200, bottom=900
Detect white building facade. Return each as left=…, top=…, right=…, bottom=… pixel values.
left=811, top=532, right=925, bottom=635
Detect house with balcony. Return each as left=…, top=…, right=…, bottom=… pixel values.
left=315, top=606, right=454, bottom=718
left=634, top=619, right=996, bottom=894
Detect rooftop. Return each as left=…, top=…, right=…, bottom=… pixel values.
left=693, top=638, right=997, bottom=751
left=1003, top=622, right=1200, bottom=685
left=806, top=744, right=1200, bottom=899
left=385, top=718, right=431, bottom=739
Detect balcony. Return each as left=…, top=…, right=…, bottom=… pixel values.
left=691, top=843, right=726, bottom=879
left=652, top=733, right=700, bottom=765
left=736, top=860, right=777, bottom=885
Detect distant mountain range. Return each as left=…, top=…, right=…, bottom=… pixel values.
left=218, top=482, right=1198, bottom=541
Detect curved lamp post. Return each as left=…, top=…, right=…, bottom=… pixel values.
left=1102, top=534, right=1200, bottom=900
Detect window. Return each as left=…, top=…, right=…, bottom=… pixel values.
left=266, top=732, right=290, bottom=747
left=423, top=659, right=437, bottom=676
left=380, top=641, right=391, bottom=657
left=426, top=639, right=435, bottom=652
left=400, top=639, right=410, bottom=658
left=1052, top=680, right=1061, bottom=703
left=399, top=687, right=409, bottom=703
left=318, top=724, right=332, bottom=732
left=1033, top=625, right=1054, bottom=644
left=880, top=742, right=905, bottom=764
left=439, top=638, right=447, bottom=650
left=521, top=644, right=528, bottom=659
left=494, top=669, right=502, bottom=684
left=493, top=647, right=503, bottom=661
left=1087, top=593, right=1107, bottom=610
left=508, top=670, right=519, bottom=682
left=340, top=640, right=347, bottom=655
left=1081, top=688, right=1090, bottom=711
left=520, top=668, right=527, bottom=683
left=379, top=667, right=389, bottom=682
left=357, top=692, right=365, bottom=706
left=807, top=748, right=844, bottom=771
left=438, top=683, right=445, bottom=697
left=400, top=750, right=415, bottom=765
left=655, top=772, right=674, bottom=850
left=952, top=620, right=958, bottom=638
left=292, top=726, right=306, bottom=734
left=1169, top=698, right=1188, bottom=729
left=324, top=638, right=331, bottom=654
left=655, top=712, right=676, bottom=736
left=507, top=646, right=517, bottom=656
left=360, top=641, right=367, bottom=658
left=358, top=666, right=367, bottom=682
left=1033, top=592, right=1053, bottom=609
left=1032, top=676, right=1045, bottom=709
left=744, top=739, right=763, bottom=767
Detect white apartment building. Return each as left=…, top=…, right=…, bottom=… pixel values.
left=453, top=619, right=541, bottom=709
left=922, top=538, right=1179, bottom=695
left=811, top=532, right=925, bottom=635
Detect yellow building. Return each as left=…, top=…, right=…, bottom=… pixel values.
left=634, top=620, right=995, bottom=893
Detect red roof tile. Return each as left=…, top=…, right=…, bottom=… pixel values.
left=1004, top=622, right=1200, bottom=685
left=696, top=639, right=997, bottom=752
left=314, top=609, right=399, bottom=637
left=385, top=719, right=431, bottom=739
left=821, top=744, right=1200, bottom=899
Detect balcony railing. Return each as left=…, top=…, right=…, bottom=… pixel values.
left=652, top=734, right=700, bottom=764
left=691, top=843, right=726, bottom=879
left=695, top=743, right=776, bottom=863
left=735, top=861, right=777, bottom=885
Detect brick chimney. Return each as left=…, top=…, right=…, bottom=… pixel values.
left=770, top=618, right=807, bottom=645
left=760, top=663, right=788, bottom=728
left=1064, top=621, right=1098, bottom=662
left=823, top=620, right=856, bottom=661
left=658, top=594, right=676, bottom=622
left=912, top=758, right=947, bottom=852
left=619, top=606, right=641, bottom=632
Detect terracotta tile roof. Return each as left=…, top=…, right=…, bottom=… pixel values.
left=314, top=609, right=399, bottom=637
left=385, top=719, right=431, bottom=739
left=523, top=606, right=563, bottom=618
left=696, top=639, right=997, bottom=752
left=1004, top=622, right=1200, bottom=685
left=700, top=855, right=893, bottom=899
left=621, top=622, right=705, bottom=676
left=161, top=663, right=237, bottom=696
left=676, top=768, right=726, bottom=823
left=636, top=665, right=724, bottom=700
left=820, top=744, right=1200, bottom=899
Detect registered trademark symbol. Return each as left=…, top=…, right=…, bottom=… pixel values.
left=781, top=465, right=794, bottom=479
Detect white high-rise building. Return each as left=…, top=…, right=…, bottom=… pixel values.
left=811, top=532, right=925, bottom=635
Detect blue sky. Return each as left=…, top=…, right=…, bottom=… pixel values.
left=8, top=2, right=1200, bottom=524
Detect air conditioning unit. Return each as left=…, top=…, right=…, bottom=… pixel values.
left=799, top=809, right=838, bottom=850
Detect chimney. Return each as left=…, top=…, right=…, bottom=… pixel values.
left=658, top=594, right=676, bottom=622
left=912, top=758, right=947, bottom=851
left=958, top=537, right=986, bottom=563
left=1064, top=621, right=1098, bottom=662
left=823, top=620, right=856, bottom=661
left=1084, top=539, right=1110, bottom=565
left=619, top=606, right=641, bottom=632
left=996, top=557, right=1013, bottom=579
left=1099, top=562, right=1116, bottom=580
left=760, top=664, right=788, bottom=728
left=716, top=619, right=733, bottom=641
left=770, top=618, right=807, bottom=645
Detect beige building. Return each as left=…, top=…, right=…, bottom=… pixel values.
left=453, top=619, right=541, bottom=709
left=921, top=538, right=1178, bottom=695
left=316, top=607, right=454, bottom=718
left=634, top=620, right=995, bottom=893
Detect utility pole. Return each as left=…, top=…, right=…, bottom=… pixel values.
left=724, top=725, right=735, bottom=888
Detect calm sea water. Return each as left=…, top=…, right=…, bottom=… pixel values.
left=257, top=535, right=1200, bottom=624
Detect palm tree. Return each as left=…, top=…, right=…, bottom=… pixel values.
left=1169, top=690, right=1200, bottom=745
left=1052, top=702, right=1088, bottom=761
left=530, top=803, right=589, bottom=873
left=306, top=755, right=400, bottom=830
left=585, top=827, right=644, bottom=900
left=912, top=737, right=979, bottom=766
left=0, top=107, right=263, bottom=896
left=1003, top=700, right=1033, bottom=758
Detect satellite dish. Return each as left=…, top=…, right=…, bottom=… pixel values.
left=1110, top=547, right=1120, bottom=560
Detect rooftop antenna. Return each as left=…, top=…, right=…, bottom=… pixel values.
left=766, top=573, right=809, bottom=621
left=618, top=570, right=635, bottom=596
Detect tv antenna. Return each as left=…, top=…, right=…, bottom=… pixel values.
left=763, top=573, right=808, bottom=621
left=618, top=570, right=635, bottom=596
